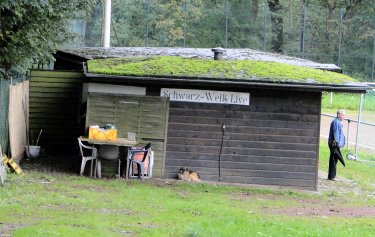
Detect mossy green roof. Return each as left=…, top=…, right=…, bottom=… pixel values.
left=87, top=56, right=356, bottom=84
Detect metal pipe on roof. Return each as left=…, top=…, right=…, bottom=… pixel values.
left=212, top=47, right=226, bottom=60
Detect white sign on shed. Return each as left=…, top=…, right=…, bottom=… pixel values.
left=161, top=88, right=250, bottom=106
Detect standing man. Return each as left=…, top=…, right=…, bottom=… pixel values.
left=328, top=109, right=346, bottom=181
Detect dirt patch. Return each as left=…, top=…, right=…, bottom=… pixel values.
left=140, top=177, right=179, bottom=187
left=317, top=170, right=368, bottom=195
left=227, top=170, right=375, bottom=218
left=0, top=223, right=28, bottom=237
left=230, top=190, right=375, bottom=218
left=317, top=170, right=375, bottom=203
left=265, top=205, right=375, bottom=217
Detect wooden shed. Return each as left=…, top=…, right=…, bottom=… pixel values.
left=34, top=47, right=368, bottom=190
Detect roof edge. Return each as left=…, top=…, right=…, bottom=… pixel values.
left=84, top=73, right=370, bottom=93
left=57, top=47, right=342, bottom=72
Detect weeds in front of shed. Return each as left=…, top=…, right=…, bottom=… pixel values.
left=319, top=141, right=375, bottom=195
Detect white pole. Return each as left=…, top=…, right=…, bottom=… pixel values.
left=372, top=35, right=375, bottom=82
left=225, top=1, right=229, bottom=48
left=103, top=0, right=112, bottom=48
left=337, top=9, right=344, bottom=67
left=299, top=0, right=306, bottom=58
left=354, top=94, right=364, bottom=157
left=330, top=92, right=333, bottom=105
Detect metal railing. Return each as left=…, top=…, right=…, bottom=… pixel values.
left=321, top=113, right=375, bottom=166
left=322, top=113, right=375, bottom=149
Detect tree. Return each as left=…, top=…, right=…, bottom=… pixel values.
left=267, top=0, right=283, bottom=53
left=107, top=0, right=204, bottom=47
left=78, top=0, right=374, bottom=81
left=0, top=0, right=97, bottom=78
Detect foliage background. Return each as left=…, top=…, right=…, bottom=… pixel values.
left=81, top=0, right=375, bottom=82
left=0, top=0, right=98, bottom=75
left=0, top=0, right=98, bottom=154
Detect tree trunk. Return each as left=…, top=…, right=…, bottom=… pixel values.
left=267, top=0, right=283, bottom=53
left=251, top=0, right=259, bottom=20
left=299, top=0, right=306, bottom=56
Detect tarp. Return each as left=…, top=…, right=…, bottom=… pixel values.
left=0, top=79, right=10, bottom=155
left=1, top=75, right=25, bottom=156
left=8, top=80, right=29, bottom=161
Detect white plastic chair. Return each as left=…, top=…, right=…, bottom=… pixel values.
left=77, top=138, right=98, bottom=177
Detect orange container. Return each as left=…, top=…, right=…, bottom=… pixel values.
left=88, top=126, right=117, bottom=141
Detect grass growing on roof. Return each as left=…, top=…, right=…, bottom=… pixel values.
left=87, top=56, right=357, bottom=84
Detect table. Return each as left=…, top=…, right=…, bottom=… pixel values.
left=79, top=137, right=137, bottom=178
left=79, top=137, right=137, bottom=147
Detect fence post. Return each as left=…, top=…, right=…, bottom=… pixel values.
left=346, top=119, right=350, bottom=149
left=224, top=0, right=229, bottom=48
left=372, top=35, right=375, bottom=82
left=299, top=0, right=306, bottom=58
left=263, top=4, right=267, bottom=50
left=145, top=0, right=150, bottom=47
left=183, top=0, right=187, bottom=47
left=337, top=9, right=344, bottom=67
left=354, top=94, right=364, bottom=156
left=330, top=92, right=333, bottom=105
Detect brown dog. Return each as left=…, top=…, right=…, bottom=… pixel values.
left=177, top=167, right=201, bottom=182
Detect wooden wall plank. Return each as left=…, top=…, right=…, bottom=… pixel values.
left=30, top=77, right=82, bottom=83
left=30, top=87, right=80, bottom=93
left=169, top=115, right=317, bottom=129
left=167, top=137, right=316, bottom=151
left=164, top=90, right=321, bottom=190
left=167, top=145, right=316, bottom=158
left=30, top=82, right=81, bottom=88
left=169, top=130, right=317, bottom=143
left=30, top=70, right=82, bottom=78
left=29, top=97, right=78, bottom=104
left=167, top=123, right=316, bottom=136
left=165, top=152, right=316, bottom=165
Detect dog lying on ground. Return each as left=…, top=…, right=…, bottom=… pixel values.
left=177, top=167, right=201, bottom=182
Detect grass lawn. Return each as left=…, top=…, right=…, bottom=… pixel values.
left=1, top=144, right=374, bottom=237
left=321, top=92, right=375, bottom=116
